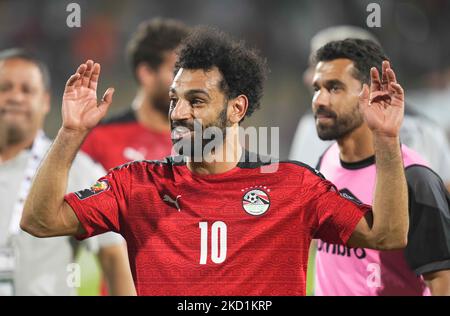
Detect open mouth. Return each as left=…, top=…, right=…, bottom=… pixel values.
left=171, top=126, right=193, bottom=141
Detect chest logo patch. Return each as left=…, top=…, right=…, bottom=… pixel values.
left=242, top=187, right=270, bottom=216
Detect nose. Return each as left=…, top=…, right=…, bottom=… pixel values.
left=312, top=88, right=331, bottom=112
left=170, top=99, right=193, bottom=122
left=5, top=85, right=26, bottom=105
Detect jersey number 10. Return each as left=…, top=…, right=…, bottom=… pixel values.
left=199, top=221, right=227, bottom=264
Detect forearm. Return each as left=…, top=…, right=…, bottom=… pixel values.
left=371, top=136, right=408, bottom=249
left=424, top=270, right=450, bottom=296
left=21, top=128, right=88, bottom=236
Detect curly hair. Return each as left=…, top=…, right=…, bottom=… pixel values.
left=314, top=38, right=389, bottom=84
left=126, top=18, right=190, bottom=78
left=174, top=27, right=268, bottom=120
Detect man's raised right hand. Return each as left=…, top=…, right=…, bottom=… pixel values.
left=62, top=60, right=114, bottom=133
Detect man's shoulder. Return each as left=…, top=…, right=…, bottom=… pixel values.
left=405, top=164, right=445, bottom=192
left=276, top=160, right=325, bottom=180
left=111, top=156, right=184, bottom=172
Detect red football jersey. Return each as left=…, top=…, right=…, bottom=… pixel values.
left=64, top=153, right=369, bottom=295
left=81, top=109, right=172, bottom=171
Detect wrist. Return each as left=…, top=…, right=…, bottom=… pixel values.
left=373, top=135, right=402, bottom=164
left=58, top=127, right=90, bottom=145
left=373, top=133, right=400, bottom=147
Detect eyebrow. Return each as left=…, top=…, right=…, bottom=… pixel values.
left=313, top=79, right=346, bottom=88
left=325, top=79, right=345, bottom=87
left=169, top=88, right=211, bottom=100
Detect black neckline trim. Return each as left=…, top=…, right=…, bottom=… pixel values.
left=166, top=150, right=275, bottom=169
left=236, top=150, right=274, bottom=168
left=340, top=155, right=375, bottom=170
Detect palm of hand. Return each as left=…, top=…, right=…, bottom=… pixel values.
left=360, top=61, right=404, bottom=138
left=61, top=60, right=114, bottom=133
left=63, top=87, right=101, bottom=130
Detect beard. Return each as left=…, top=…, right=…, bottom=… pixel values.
left=314, top=104, right=364, bottom=141
left=170, top=104, right=231, bottom=159
left=0, top=122, right=29, bottom=150
left=0, top=107, right=31, bottom=147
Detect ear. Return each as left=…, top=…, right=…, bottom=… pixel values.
left=136, top=63, right=156, bottom=89
left=228, top=95, right=249, bottom=124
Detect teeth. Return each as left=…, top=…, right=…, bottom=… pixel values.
left=171, top=126, right=192, bottom=139
left=174, top=126, right=190, bottom=133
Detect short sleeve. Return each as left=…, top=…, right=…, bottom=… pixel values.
left=64, top=168, right=127, bottom=240
left=404, top=165, right=450, bottom=275
left=308, top=174, right=371, bottom=245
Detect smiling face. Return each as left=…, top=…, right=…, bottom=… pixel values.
left=169, top=67, right=232, bottom=157
left=312, top=58, right=364, bottom=140
left=0, top=58, right=49, bottom=146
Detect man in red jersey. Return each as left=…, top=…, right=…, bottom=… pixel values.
left=81, top=18, right=190, bottom=170
left=21, top=28, right=409, bottom=295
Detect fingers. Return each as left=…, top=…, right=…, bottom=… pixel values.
left=370, top=67, right=381, bottom=93
left=64, top=63, right=85, bottom=92
left=390, top=83, right=404, bottom=102
left=381, top=60, right=403, bottom=100
left=89, top=63, right=101, bottom=90
left=99, top=87, right=115, bottom=112
left=370, top=61, right=397, bottom=94
left=381, top=60, right=390, bottom=89
left=386, top=68, right=397, bottom=84
left=358, top=84, right=370, bottom=112
left=65, top=73, right=80, bottom=89
left=81, top=60, right=94, bottom=87
left=74, top=63, right=87, bottom=88
left=65, top=60, right=101, bottom=93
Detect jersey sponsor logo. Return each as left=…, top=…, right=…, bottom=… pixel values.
left=242, top=187, right=271, bottom=216
left=317, top=240, right=367, bottom=259
left=339, top=188, right=363, bottom=205
left=163, top=194, right=182, bottom=211
left=74, top=179, right=110, bottom=200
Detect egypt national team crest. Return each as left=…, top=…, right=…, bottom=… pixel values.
left=75, top=179, right=110, bottom=200
left=242, top=187, right=271, bottom=216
